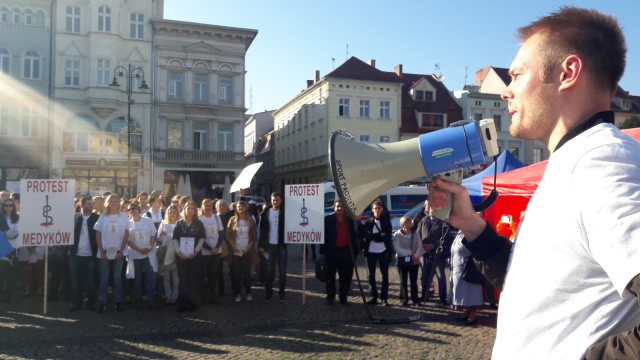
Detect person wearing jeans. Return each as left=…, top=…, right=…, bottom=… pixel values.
left=127, top=202, right=158, bottom=310
left=363, top=199, right=393, bottom=306
left=94, top=194, right=130, bottom=313
left=70, top=196, right=99, bottom=311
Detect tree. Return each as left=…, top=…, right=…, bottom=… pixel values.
left=618, top=115, right=640, bottom=129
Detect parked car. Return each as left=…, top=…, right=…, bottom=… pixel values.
left=242, top=195, right=266, bottom=207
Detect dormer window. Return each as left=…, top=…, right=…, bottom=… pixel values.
left=415, top=90, right=434, bottom=101
left=621, top=99, right=631, bottom=110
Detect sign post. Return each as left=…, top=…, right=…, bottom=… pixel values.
left=20, top=179, right=75, bottom=314
left=284, top=184, right=324, bottom=304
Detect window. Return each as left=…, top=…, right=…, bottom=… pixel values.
left=23, top=50, right=40, bottom=79
left=359, top=99, right=370, bottom=118
left=494, top=102, right=501, bottom=107
left=533, top=148, right=542, bottom=163
left=304, top=108, right=308, bottom=127
left=62, top=116, right=101, bottom=153
left=218, top=76, right=232, bottom=104
left=379, top=100, right=390, bottom=118
left=510, top=147, right=519, bottom=159
left=22, top=105, right=38, bottom=137
left=475, top=100, right=482, bottom=106
left=130, top=13, right=144, bottom=39
left=25, top=9, right=33, bottom=25
left=167, top=121, right=182, bottom=149
left=97, top=59, right=110, bottom=86
left=65, top=6, right=80, bottom=33
left=0, top=48, right=9, bottom=74
left=359, top=135, right=370, bottom=143
left=415, top=90, right=424, bottom=100
left=338, top=98, right=350, bottom=117
left=379, top=135, right=390, bottom=143
left=98, top=6, right=111, bottom=32
left=0, top=7, right=7, bottom=23
left=421, top=113, right=444, bottom=128
left=65, top=60, right=80, bottom=87
left=218, top=123, right=233, bottom=151
left=193, top=73, right=208, bottom=102
left=105, top=117, right=141, bottom=154
left=473, top=113, right=483, bottom=121
left=297, top=113, right=301, bottom=131
left=12, top=8, right=19, bottom=24
left=493, top=114, right=502, bottom=132
left=425, top=91, right=433, bottom=100
left=193, top=122, right=208, bottom=150
left=0, top=103, right=7, bottom=136
left=167, top=71, right=183, bottom=100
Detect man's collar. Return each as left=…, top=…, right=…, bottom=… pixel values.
left=553, top=111, right=614, bottom=153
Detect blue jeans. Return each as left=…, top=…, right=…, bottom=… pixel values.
left=366, top=251, right=389, bottom=301
left=70, top=255, right=97, bottom=308
left=265, top=244, right=287, bottom=298
left=99, top=257, right=124, bottom=304
left=133, top=257, right=156, bottom=302
left=422, top=255, right=447, bottom=301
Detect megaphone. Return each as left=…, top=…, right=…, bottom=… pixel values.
left=329, top=119, right=499, bottom=220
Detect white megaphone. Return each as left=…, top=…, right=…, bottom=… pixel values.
left=329, top=119, right=499, bottom=221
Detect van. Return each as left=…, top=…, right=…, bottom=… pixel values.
left=323, top=182, right=427, bottom=221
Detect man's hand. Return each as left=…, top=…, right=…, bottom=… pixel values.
left=428, top=178, right=486, bottom=242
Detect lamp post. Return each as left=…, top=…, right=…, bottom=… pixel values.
left=110, top=64, right=149, bottom=198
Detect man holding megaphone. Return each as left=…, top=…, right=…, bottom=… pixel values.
left=427, top=6, right=640, bottom=360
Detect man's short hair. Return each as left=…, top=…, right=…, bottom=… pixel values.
left=517, top=6, right=626, bottom=92
left=270, top=192, right=282, bottom=199
left=137, top=191, right=148, bottom=198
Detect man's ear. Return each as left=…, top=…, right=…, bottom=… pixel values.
left=559, top=55, right=582, bottom=90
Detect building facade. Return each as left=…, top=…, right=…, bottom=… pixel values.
left=150, top=19, right=257, bottom=203
left=50, top=0, right=157, bottom=197
left=0, top=0, right=52, bottom=191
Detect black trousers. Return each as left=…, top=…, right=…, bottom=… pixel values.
left=325, top=247, right=353, bottom=302
left=176, top=255, right=202, bottom=308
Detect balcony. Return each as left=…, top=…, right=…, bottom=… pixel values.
left=153, top=149, right=243, bottom=163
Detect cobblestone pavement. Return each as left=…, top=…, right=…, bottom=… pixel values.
left=0, top=246, right=497, bottom=359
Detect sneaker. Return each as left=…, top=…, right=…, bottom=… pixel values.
left=279, top=294, right=286, bottom=302
left=235, top=295, right=241, bottom=302
left=264, top=296, right=272, bottom=303
left=97, top=304, right=107, bottom=314
left=246, top=294, right=253, bottom=301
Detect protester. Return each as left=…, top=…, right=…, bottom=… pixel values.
left=172, top=202, right=205, bottom=312
left=259, top=192, right=288, bottom=302
left=392, top=216, right=422, bottom=306
left=199, top=198, right=225, bottom=305
left=70, top=195, right=99, bottom=311
left=321, top=200, right=358, bottom=306
left=363, top=199, right=393, bottom=306
left=226, top=201, right=258, bottom=302
left=427, top=7, right=640, bottom=358
left=127, top=202, right=158, bottom=310
left=94, top=194, right=130, bottom=313
left=157, top=204, right=180, bottom=305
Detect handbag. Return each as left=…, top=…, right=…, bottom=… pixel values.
left=315, top=258, right=328, bottom=283
left=462, top=257, right=484, bottom=284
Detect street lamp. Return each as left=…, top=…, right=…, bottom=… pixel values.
left=110, top=64, right=149, bottom=198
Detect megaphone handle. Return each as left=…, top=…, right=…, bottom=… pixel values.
left=431, top=169, right=464, bottom=221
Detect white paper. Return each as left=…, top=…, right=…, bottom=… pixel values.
left=180, top=237, right=195, bottom=256
left=106, top=247, right=119, bottom=259
left=262, top=251, right=270, bottom=261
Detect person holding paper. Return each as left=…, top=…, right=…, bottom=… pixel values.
left=70, top=196, right=99, bottom=311
left=127, top=202, right=158, bottom=310
left=226, top=201, right=258, bottom=302
left=198, top=199, right=225, bottom=305
left=172, top=202, right=205, bottom=312
left=157, top=204, right=180, bottom=305
left=94, top=194, right=130, bottom=314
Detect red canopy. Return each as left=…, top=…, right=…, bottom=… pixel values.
left=480, top=127, right=640, bottom=228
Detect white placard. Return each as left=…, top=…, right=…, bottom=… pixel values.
left=179, top=237, right=195, bottom=255
left=284, top=184, right=324, bottom=244
left=19, top=180, right=75, bottom=247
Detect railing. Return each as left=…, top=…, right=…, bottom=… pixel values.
left=153, top=149, right=240, bottom=162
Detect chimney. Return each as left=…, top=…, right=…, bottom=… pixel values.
left=315, top=70, right=320, bottom=83
left=394, top=64, right=403, bottom=76
left=368, top=59, right=376, bottom=68
left=306, top=80, right=314, bottom=88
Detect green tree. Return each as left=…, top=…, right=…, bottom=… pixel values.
left=618, top=115, right=640, bottom=129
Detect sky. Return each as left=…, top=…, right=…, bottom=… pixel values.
left=164, top=0, right=640, bottom=115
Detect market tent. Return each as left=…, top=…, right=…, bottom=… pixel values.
left=462, top=150, right=524, bottom=204
left=480, top=127, right=640, bottom=228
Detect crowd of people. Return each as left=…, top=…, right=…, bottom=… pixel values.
left=0, top=187, right=494, bottom=319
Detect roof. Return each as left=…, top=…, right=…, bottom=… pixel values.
left=324, top=57, right=401, bottom=83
